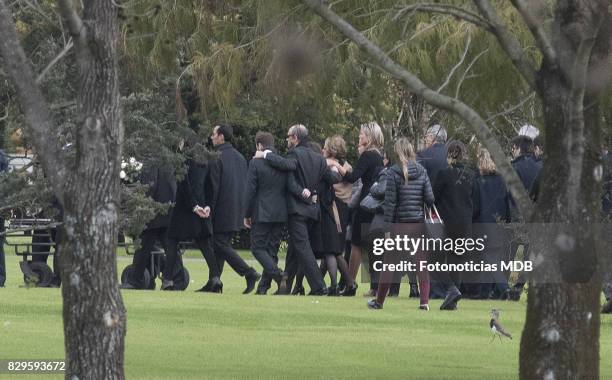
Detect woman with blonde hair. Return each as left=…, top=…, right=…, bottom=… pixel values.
left=310, top=135, right=353, bottom=295
left=367, top=137, right=434, bottom=310
left=334, top=122, right=384, bottom=296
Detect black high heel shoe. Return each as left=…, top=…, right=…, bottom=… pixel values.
left=291, top=285, right=305, bottom=295
left=211, top=281, right=223, bottom=294
left=340, top=283, right=358, bottom=296
left=327, top=286, right=340, bottom=296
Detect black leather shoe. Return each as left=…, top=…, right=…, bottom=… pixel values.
left=602, top=300, right=612, bottom=314
left=243, top=270, right=261, bottom=294
left=291, top=285, right=305, bottom=295
left=340, top=283, right=358, bottom=297
left=308, top=287, right=329, bottom=296
left=327, top=286, right=339, bottom=296
left=440, top=288, right=462, bottom=310
left=196, top=278, right=223, bottom=293
left=276, top=272, right=289, bottom=295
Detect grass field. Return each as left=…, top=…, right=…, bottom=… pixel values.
left=1, top=251, right=612, bottom=379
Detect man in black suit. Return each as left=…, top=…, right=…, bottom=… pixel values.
left=417, top=124, right=448, bottom=184
left=122, top=163, right=176, bottom=290
left=254, top=124, right=340, bottom=295
left=507, top=135, right=542, bottom=300
left=244, top=132, right=289, bottom=295
left=210, top=123, right=261, bottom=294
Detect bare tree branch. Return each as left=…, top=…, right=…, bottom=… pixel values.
left=36, top=37, right=73, bottom=84
left=485, top=92, right=536, bottom=122
left=566, top=16, right=604, bottom=214
left=437, top=34, right=471, bottom=93
left=472, top=0, right=537, bottom=90
left=455, top=48, right=489, bottom=98
left=510, top=0, right=557, bottom=68
left=393, top=3, right=492, bottom=31
left=302, top=0, right=533, bottom=217
left=0, top=1, right=68, bottom=199
left=0, top=102, right=8, bottom=122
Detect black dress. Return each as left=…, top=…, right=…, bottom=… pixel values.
left=343, top=150, right=383, bottom=245
left=311, top=176, right=345, bottom=258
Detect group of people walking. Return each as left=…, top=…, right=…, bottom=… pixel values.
left=100, top=120, right=610, bottom=314
left=2, top=118, right=611, bottom=315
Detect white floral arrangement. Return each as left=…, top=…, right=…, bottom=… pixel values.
left=120, top=157, right=143, bottom=183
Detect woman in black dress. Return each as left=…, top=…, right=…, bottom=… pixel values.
left=332, top=122, right=384, bottom=296
left=311, top=136, right=353, bottom=295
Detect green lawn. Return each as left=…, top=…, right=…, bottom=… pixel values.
left=1, top=253, right=611, bottom=379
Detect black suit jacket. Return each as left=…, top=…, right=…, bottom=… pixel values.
left=265, top=143, right=341, bottom=220
left=417, top=142, right=448, bottom=184
left=210, top=143, right=248, bottom=233
left=167, top=160, right=213, bottom=239
left=245, top=150, right=289, bottom=223
left=140, top=164, right=177, bottom=230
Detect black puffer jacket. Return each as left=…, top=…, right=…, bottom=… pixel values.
left=383, top=162, right=434, bottom=223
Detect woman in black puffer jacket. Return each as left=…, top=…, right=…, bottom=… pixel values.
left=367, top=138, right=434, bottom=310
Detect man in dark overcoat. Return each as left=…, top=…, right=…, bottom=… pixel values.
left=210, top=123, right=261, bottom=294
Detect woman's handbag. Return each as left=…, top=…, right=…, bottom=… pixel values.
left=360, top=193, right=383, bottom=213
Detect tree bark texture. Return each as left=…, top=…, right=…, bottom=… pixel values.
left=57, top=1, right=126, bottom=379
left=0, top=0, right=126, bottom=378
left=519, top=2, right=611, bottom=379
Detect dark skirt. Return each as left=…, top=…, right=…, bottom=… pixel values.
left=311, top=200, right=348, bottom=258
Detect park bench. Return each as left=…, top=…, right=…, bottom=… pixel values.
left=3, top=218, right=190, bottom=290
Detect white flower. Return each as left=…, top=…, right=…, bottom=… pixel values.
left=121, top=161, right=127, bottom=169
left=120, top=170, right=127, bottom=179
left=135, top=162, right=143, bottom=171
left=129, top=157, right=136, bottom=165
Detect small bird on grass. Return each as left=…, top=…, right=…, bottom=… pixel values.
left=490, top=309, right=512, bottom=342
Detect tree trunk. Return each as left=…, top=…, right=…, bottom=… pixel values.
left=519, top=1, right=611, bottom=373
left=55, top=1, right=126, bottom=378
left=519, top=85, right=602, bottom=379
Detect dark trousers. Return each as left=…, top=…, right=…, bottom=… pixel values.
left=287, top=214, right=326, bottom=292
left=129, top=227, right=171, bottom=288
left=164, top=235, right=218, bottom=281
left=251, top=222, right=284, bottom=290
left=214, top=232, right=251, bottom=277
left=284, top=243, right=299, bottom=290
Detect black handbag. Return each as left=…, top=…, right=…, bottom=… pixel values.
left=360, top=193, right=383, bottom=213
